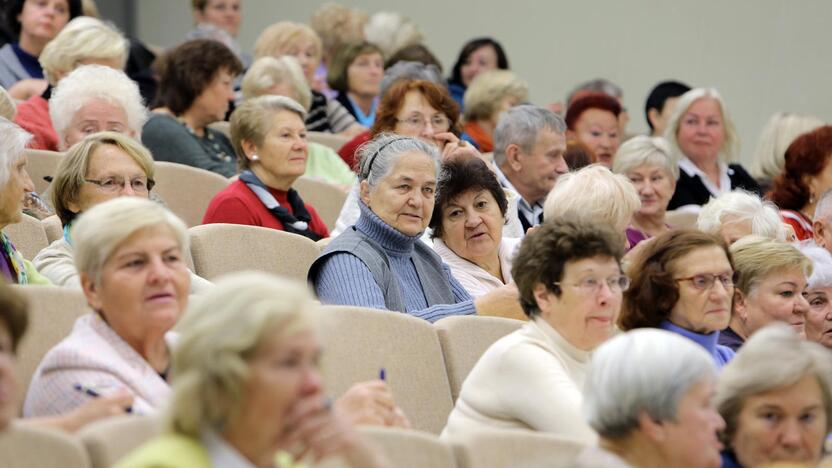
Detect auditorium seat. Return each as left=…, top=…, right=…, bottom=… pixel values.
left=79, top=415, right=159, bottom=468
left=0, top=421, right=91, bottom=468
left=293, top=176, right=348, bottom=231
left=307, top=131, right=350, bottom=151
left=152, top=161, right=230, bottom=227
left=42, top=215, right=63, bottom=244
left=24, top=149, right=63, bottom=195
left=3, top=213, right=49, bottom=260
left=448, top=429, right=586, bottom=468
left=358, top=427, right=456, bottom=468
left=207, top=120, right=230, bottom=139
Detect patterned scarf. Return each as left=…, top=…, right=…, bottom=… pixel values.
left=0, top=231, right=28, bottom=284
left=239, top=170, right=323, bottom=241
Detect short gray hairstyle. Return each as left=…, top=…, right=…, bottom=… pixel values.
left=39, top=16, right=128, bottom=85
left=230, top=95, right=307, bottom=171
left=584, top=328, right=716, bottom=439
left=72, top=197, right=189, bottom=285
left=612, top=135, right=679, bottom=180
left=799, top=242, right=832, bottom=289
left=356, top=133, right=440, bottom=190
left=751, top=112, right=824, bottom=182
left=240, top=56, right=312, bottom=109
left=567, top=78, right=623, bottom=103
left=0, top=118, right=32, bottom=188
left=49, top=65, right=147, bottom=149
left=814, top=189, right=832, bottom=223
left=715, top=323, right=832, bottom=444
left=363, top=12, right=423, bottom=59
left=493, top=105, right=566, bottom=167
left=663, top=87, right=740, bottom=162
left=380, top=61, right=444, bottom=98
left=696, top=190, right=786, bottom=241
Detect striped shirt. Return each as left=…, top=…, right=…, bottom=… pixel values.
left=305, top=90, right=359, bottom=133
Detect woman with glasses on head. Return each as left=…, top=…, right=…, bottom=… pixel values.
left=619, top=230, right=737, bottom=368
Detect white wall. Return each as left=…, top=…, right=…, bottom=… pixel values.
left=136, top=0, right=832, bottom=166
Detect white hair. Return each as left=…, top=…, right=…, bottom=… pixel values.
left=356, top=133, right=440, bottom=190
left=696, top=190, right=786, bottom=241
left=39, top=17, right=128, bottom=85
left=583, top=328, right=716, bottom=438
left=663, top=87, right=740, bottom=163
left=49, top=65, right=147, bottom=149
left=798, top=242, right=832, bottom=289
left=240, top=56, right=312, bottom=109
left=612, top=135, right=679, bottom=180
left=0, top=118, right=32, bottom=188
left=363, top=12, right=423, bottom=59
left=751, top=112, right=824, bottom=181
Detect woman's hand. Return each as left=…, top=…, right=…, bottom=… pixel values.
left=31, top=389, right=135, bottom=433
left=474, top=283, right=526, bottom=320
left=434, top=132, right=485, bottom=163
left=7, top=78, right=48, bottom=101
left=334, top=380, right=411, bottom=428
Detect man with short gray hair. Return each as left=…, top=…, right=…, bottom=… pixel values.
left=493, top=105, right=568, bottom=233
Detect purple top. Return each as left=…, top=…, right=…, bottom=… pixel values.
left=625, top=224, right=673, bottom=251
left=0, top=249, right=16, bottom=283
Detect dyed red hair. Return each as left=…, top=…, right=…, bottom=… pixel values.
left=564, top=93, right=621, bottom=131
left=371, top=80, right=461, bottom=137
left=768, top=125, right=832, bottom=211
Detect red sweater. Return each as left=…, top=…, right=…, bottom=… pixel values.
left=15, top=95, right=59, bottom=151
left=203, top=180, right=330, bottom=238
left=337, top=130, right=371, bottom=169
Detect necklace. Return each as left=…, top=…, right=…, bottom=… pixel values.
left=177, top=118, right=233, bottom=163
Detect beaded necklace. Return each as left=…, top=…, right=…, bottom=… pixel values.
left=177, top=118, right=233, bottom=163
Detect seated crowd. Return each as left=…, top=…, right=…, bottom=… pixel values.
left=0, top=1, right=831, bottom=467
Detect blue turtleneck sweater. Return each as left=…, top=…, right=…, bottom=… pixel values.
left=659, top=320, right=735, bottom=368
left=315, top=202, right=476, bottom=322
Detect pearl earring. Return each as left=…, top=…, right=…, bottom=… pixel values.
left=251, top=154, right=260, bottom=161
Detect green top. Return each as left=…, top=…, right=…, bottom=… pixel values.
left=304, top=142, right=356, bottom=187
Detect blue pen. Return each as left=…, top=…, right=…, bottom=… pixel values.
left=379, top=368, right=386, bottom=381
left=73, top=383, right=133, bottom=413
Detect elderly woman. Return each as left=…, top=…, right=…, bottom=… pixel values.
left=576, top=329, right=725, bottom=468
left=117, top=273, right=387, bottom=468
left=442, top=218, right=626, bottom=441
left=665, top=88, right=760, bottom=212
left=716, top=324, right=832, bottom=467
left=48, top=64, right=147, bottom=150
left=254, top=21, right=364, bottom=136
left=461, top=70, right=528, bottom=152
left=751, top=112, right=823, bottom=189
left=33, top=132, right=211, bottom=292
left=0, top=118, right=49, bottom=283
left=720, top=236, right=812, bottom=351
left=14, top=16, right=127, bottom=151
left=203, top=96, right=330, bottom=239
left=142, top=39, right=243, bottom=177
left=446, top=37, right=509, bottom=109
left=565, top=93, right=622, bottom=168
left=310, top=134, right=523, bottom=322
left=769, top=125, right=832, bottom=240
left=797, top=243, right=832, bottom=349
left=543, top=164, right=640, bottom=248
left=328, top=41, right=384, bottom=127
left=619, top=230, right=736, bottom=367
left=430, top=157, right=521, bottom=297
left=612, top=135, right=677, bottom=248
left=696, top=190, right=786, bottom=245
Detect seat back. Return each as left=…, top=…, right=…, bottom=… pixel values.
left=665, top=209, right=699, bottom=229
left=307, top=131, right=350, bottom=151
left=42, top=214, right=63, bottom=243
left=79, top=415, right=160, bottom=468
left=317, top=305, right=454, bottom=434
left=449, top=429, right=586, bottom=468
left=11, top=285, right=91, bottom=412
left=152, top=161, right=230, bottom=227
left=433, top=315, right=524, bottom=401
left=358, top=427, right=456, bottom=468
left=293, top=177, right=348, bottom=231
left=24, top=149, right=64, bottom=194
left=3, top=213, right=49, bottom=260
left=188, top=223, right=320, bottom=282
left=0, top=421, right=91, bottom=468
left=207, top=120, right=231, bottom=139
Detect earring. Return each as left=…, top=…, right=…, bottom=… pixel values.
left=251, top=154, right=260, bottom=161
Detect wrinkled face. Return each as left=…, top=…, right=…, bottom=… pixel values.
left=718, top=215, right=753, bottom=245
left=676, top=98, right=725, bottom=164
left=440, top=189, right=504, bottom=265
left=0, top=154, right=34, bottom=228
left=460, top=45, right=498, bottom=87
left=508, top=128, right=568, bottom=204
left=190, top=69, right=235, bottom=123
left=196, top=0, right=241, bottom=37
left=63, top=99, right=131, bottom=149
left=281, top=39, right=320, bottom=84
left=731, top=374, right=828, bottom=467
left=572, top=108, right=620, bottom=167
left=347, top=52, right=383, bottom=97
left=250, top=110, right=308, bottom=183
left=17, top=0, right=70, bottom=43
left=361, top=151, right=437, bottom=237
left=626, top=163, right=675, bottom=218
left=735, top=268, right=809, bottom=338
left=82, top=225, right=190, bottom=346
left=0, top=322, right=17, bottom=432
left=68, top=144, right=150, bottom=215
left=659, top=377, right=725, bottom=468
left=535, top=255, right=623, bottom=351
left=669, top=246, right=734, bottom=334
left=392, top=91, right=451, bottom=148
left=805, top=286, right=832, bottom=348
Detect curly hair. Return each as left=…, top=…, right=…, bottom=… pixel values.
left=768, top=125, right=832, bottom=211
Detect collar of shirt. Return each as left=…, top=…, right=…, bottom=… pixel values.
left=677, top=157, right=733, bottom=197
left=202, top=428, right=256, bottom=468
left=493, top=165, right=544, bottom=226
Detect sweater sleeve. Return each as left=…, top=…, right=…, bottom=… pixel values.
left=325, top=98, right=359, bottom=133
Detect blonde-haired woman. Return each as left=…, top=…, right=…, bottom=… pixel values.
left=751, top=112, right=824, bottom=189
left=116, top=272, right=387, bottom=468
left=664, top=88, right=760, bottom=212
left=14, top=16, right=128, bottom=150
left=462, top=69, right=528, bottom=153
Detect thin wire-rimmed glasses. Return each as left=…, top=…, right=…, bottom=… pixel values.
left=84, top=176, right=155, bottom=193
left=396, top=115, right=451, bottom=132
left=553, top=275, right=630, bottom=294
left=674, top=272, right=737, bottom=291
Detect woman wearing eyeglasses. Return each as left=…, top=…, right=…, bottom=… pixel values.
left=619, top=230, right=737, bottom=368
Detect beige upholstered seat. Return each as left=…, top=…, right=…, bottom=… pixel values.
left=665, top=209, right=699, bottom=229
left=448, top=429, right=586, bottom=468
left=357, top=427, right=456, bottom=468
left=79, top=415, right=160, bottom=468
left=206, top=120, right=231, bottom=139
left=293, top=177, right=348, bottom=231
left=3, top=213, right=49, bottom=260
left=42, top=214, right=63, bottom=244
left=152, top=161, right=230, bottom=227
left=188, top=223, right=320, bottom=282
left=0, top=421, right=91, bottom=468
left=316, top=305, right=454, bottom=434
left=11, top=285, right=91, bottom=412
left=307, top=131, right=350, bottom=151
left=433, top=315, right=524, bottom=401
left=24, top=149, right=63, bottom=195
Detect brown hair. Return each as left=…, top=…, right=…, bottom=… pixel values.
left=768, top=125, right=832, bottom=211
left=619, top=229, right=732, bottom=330
left=326, top=41, right=383, bottom=94
left=371, top=79, right=461, bottom=137
left=0, top=281, right=28, bottom=353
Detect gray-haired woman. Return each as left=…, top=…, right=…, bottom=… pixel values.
left=309, top=133, right=523, bottom=322
left=800, top=243, right=832, bottom=349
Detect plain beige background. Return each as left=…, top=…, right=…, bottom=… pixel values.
left=135, top=1, right=832, bottom=166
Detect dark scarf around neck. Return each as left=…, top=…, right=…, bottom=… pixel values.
left=239, top=170, right=322, bottom=241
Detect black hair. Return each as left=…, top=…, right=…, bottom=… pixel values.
left=448, top=37, right=509, bottom=87
left=644, top=80, right=691, bottom=131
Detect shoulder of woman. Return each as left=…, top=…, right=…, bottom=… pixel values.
left=115, top=433, right=210, bottom=468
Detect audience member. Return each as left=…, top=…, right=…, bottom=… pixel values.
left=751, top=112, right=823, bottom=189
left=644, top=80, right=691, bottom=137
left=797, top=243, right=832, bottom=349
left=0, top=85, right=15, bottom=119
left=186, top=0, right=249, bottom=69
left=142, top=39, right=243, bottom=177
left=813, top=188, right=832, bottom=254
left=769, top=125, right=832, bottom=240
left=576, top=329, right=724, bottom=468
left=566, top=78, right=629, bottom=138
left=664, top=88, right=760, bottom=211
left=716, top=324, right=832, bottom=468
left=363, top=11, right=423, bottom=60
left=446, top=37, right=509, bottom=109
left=116, top=273, right=389, bottom=468
left=327, top=41, right=384, bottom=127
left=462, top=69, right=528, bottom=152
left=310, top=2, right=367, bottom=95
left=384, top=43, right=443, bottom=71
left=14, top=16, right=127, bottom=151
left=442, top=217, right=625, bottom=442
left=721, top=236, right=811, bottom=351
left=619, top=230, right=736, bottom=367
left=565, top=93, right=621, bottom=167
left=563, top=138, right=594, bottom=170
left=696, top=190, right=786, bottom=245
left=203, top=95, right=330, bottom=239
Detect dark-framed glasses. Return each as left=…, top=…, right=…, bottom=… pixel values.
left=674, top=272, right=737, bottom=291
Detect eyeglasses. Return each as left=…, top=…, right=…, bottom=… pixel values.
left=674, top=272, right=737, bottom=291
left=85, top=176, right=155, bottom=193
left=554, top=275, right=630, bottom=295
left=396, top=115, right=451, bottom=132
